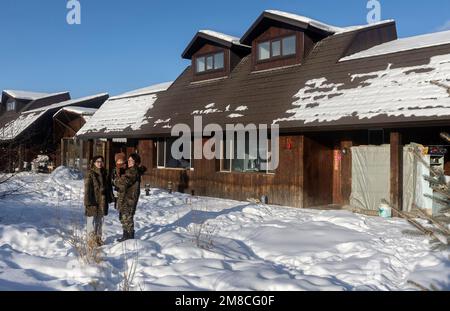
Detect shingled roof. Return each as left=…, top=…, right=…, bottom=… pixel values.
left=79, top=13, right=450, bottom=139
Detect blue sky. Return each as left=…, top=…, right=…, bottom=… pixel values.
left=0, top=0, right=449, bottom=98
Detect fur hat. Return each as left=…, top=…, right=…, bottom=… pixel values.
left=114, top=153, right=126, bottom=163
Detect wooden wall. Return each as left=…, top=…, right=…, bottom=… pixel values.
left=140, top=135, right=306, bottom=208
left=99, top=126, right=450, bottom=210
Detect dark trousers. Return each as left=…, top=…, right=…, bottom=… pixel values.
left=119, top=211, right=135, bottom=233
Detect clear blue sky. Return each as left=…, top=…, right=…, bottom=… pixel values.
left=1, top=0, right=449, bottom=98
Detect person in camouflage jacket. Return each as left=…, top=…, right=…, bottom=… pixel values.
left=84, top=156, right=114, bottom=246
left=114, top=153, right=145, bottom=242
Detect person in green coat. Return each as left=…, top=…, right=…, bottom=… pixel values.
left=84, top=156, right=114, bottom=246
left=114, top=153, right=145, bottom=242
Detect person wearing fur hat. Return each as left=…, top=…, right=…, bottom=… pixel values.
left=114, top=153, right=146, bottom=242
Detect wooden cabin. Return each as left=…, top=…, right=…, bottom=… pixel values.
left=0, top=91, right=109, bottom=172
left=77, top=10, right=450, bottom=214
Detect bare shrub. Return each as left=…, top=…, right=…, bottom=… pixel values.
left=186, top=198, right=217, bottom=250
left=63, top=221, right=104, bottom=265
left=119, top=241, right=139, bottom=291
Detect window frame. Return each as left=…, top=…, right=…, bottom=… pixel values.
left=194, top=51, right=226, bottom=75
left=256, top=34, right=298, bottom=63
left=6, top=100, right=16, bottom=112
left=157, top=138, right=194, bottom=170
left=219, top=136, right=275, bottom=175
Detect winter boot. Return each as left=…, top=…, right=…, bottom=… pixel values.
left=117, top=231, right=129, bottom=243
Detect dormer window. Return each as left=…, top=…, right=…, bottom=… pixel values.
left=6, top=101, right=16, bottom=112
left=182, top=30, right=251, bottom=82
left=195, top=52, right=225, bottom=74
left=257, top=35, right=297, bottom=61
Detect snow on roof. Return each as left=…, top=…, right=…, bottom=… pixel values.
left=0, top=94, right=107, bottom=141
left=274, top=53, right=450, bottom=125
left=198, top=30, right=242, bottom=45
left=341, top=30, right=450, bottom=61
left=27, top=93, right=108, bottom=114
left=0, top=111, right=46, bottom=141
left=110, top=82, right=173, bottom=100
left=59, top=106, right=98, bottom=115
left=77, top=85, right=167, bottom=135
left=3, top=90, right=67, bottom=101
left=337, top=20, right=395, bottom=34
left=264, top=10, right=344, bottom=34
left=53, top=106, right=98, bottom=119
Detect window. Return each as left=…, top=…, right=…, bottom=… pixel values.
left=221, top=134, right=274, bottom=174
left=282, top=36, right=296, bottom=56
left=206, top=55, right=214, bottom=70
left=272, top=40, right=281, bottom=57
left=6, top=101, right=16, bottom=112
left=214, top=52, right=224, bottom=69
left=157, top=138, right=192, bottom=169
left=195, top=52, right=225, bottom=73
left=258, top=41, right=270, bottom=60
left=196, top=57, right=206, bottom=73
left=257, top=35, right=297, bottom=61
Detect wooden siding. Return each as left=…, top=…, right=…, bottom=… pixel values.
left=140, top=135, right=305, bottom=208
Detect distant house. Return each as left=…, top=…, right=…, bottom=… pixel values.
left=0, top=90, right=108, bottom=172
left=78, top=10, right=450, bottom=213
left=53, top=106, right=99, bottom=173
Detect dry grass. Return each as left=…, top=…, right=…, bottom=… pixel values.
left=119, top=241, right=139, bottom=291
left=64, top=222, right=104, bottom=265
left=186, top=198, right=218, bottom=250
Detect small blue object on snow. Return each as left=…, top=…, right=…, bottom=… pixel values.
left=379, top=202, right=392, bottom=218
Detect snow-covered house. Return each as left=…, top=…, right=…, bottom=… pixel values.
left=77, top=10, right=450, bottom=212
left=76, top=82, right=173, bottom=170
left=0, top=90, right=108, bottom=172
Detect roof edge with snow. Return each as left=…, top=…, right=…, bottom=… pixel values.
left=241, top=10, right=343, bottom=45
left=340, top=29, right=450, bottom=62
left=2, top=90, right=70, bottom=102
left=109, top=82, right=173, bottom=100
left=182, top=30, right=251, bottom=59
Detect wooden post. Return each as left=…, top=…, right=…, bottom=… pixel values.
left=60, top=138, right=66, bottom=167
left=18, top=144, right=24, bottom=172
left=340, top=140, right=353, bottom=205
left=390, top=132, right=403, bottom=217
left=87, top=139, right=94, bottom=166
left=105, top=139, right=113, bottom=172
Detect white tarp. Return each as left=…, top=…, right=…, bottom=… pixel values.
left=350, top=145, right=391, bottom=211
left=402, top=145, right=433, bottom=213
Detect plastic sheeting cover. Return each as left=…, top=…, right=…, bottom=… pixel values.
left=350, top=145, right=391, bottom=211
left=402, top=145, right=433, bottom=213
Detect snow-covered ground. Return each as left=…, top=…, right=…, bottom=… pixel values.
left=0, top=167, right=448, bottom=291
